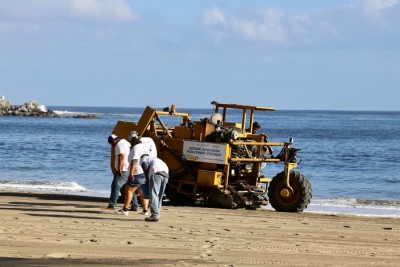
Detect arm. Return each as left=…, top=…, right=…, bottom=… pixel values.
left=129, top=159, right=138, bottom=181
left=117, top=153, right=125, bottom=176
left=141, top=161, right=150, bottom=176
left=141, top=160, right=150, bottom=184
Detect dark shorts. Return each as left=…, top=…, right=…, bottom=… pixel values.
left=126, top=173, right=146, bottom=187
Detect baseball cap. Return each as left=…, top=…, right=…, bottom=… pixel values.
left=108, top=134, right=121, bottom=144
left=128, top=131, right=139, bottom=142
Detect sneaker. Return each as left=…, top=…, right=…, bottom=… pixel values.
left=115, top=209, right=129, bottom=216
left=139, top=210, right=149, bottom=215
left=145, top=216, right=159, bottom=222
left=102, top=206, right=116, bottom=210
left=130, top=207, right=138, bottom=211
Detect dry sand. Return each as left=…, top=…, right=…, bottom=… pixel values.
left=0, top=191, right=399, bottom=267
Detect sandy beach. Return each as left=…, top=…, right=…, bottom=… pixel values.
left=0, top=191, right=399, bottom=267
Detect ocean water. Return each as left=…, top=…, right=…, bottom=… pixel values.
left=1, top=105, right=400, bottom=218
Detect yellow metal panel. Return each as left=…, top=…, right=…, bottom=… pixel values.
left=174, top=126, right=192, bottom=139
left=197, top=170, right=222, bottom=186
left=135, top=106, right=156, bottom=136
left=112, top=121, right=138, bottom=139
left=259, top=177, right=271, bottom=183
left=196, top=162, right=217, bottom=170
left=193, top=121, right=214, bottom=141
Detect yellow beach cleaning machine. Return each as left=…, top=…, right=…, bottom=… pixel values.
left=110, top=101, right=312, bottom=212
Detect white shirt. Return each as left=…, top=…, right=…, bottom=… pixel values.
left=128, top=143, right=150, bottom=175
left=140, top=156, right=169, bottom=177
left=141, top=137, right=157, bottom=158
left=114, top=139, right=131, bottom=172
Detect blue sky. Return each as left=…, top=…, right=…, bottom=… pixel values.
left=1, top=0, right=399, bottom=110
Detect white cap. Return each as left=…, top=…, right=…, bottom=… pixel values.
left=108, top=134, right=121, bottom=143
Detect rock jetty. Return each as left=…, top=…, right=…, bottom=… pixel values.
left=0, top=96, right=98, bottom=119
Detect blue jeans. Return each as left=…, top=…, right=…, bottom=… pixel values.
left=109, top=171, right=138, bottom=209
left=149, top=173, right=169, bottom=218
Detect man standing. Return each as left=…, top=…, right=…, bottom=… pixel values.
left=105, top=134, right=138, bottom=211
left=140, top=155, right=169, bottom=222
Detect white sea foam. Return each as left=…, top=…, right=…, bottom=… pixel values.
left=0, top=180, right=87, bottom=192
left=53, top=110, right=83, bottom=116
left=0, top=180, right=109, bottom=197
left=312, top=197, right=400, bottom=209
left=38, top=104, right=47, bottom=112
left=262, top=197, right=400, bottom=218
left=305, top=198, right=400, bottom=218
left=52, top=109, right=103, bottom=118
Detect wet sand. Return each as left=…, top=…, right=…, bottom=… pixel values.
left=0, top=190, right=399, bottom=266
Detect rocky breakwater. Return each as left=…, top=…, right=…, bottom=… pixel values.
left=0, top=96, right=98, bottom=119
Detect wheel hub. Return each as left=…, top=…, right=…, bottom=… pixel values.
left=280, top=187, right=293, bottom=198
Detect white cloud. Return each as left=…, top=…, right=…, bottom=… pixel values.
left=363, top=0, right=398, bottom=11
left=230, top=7, right=286, bottom=44
left=202, top=7, right=228, bottom=28
left=362, top=0, right=399, bottom=24
left=69, top=0, right=138, bottom=22
left=290, top=13, right=311, bottom=38
left=202, top=6, right=287, bottom=44
left=201, top=7, right=229, bottom=43
left=0, top=0, right=139, bottom=22
left=288, top=11, right=344, bottom=47
left=2, top=1, right=400, bottom=51
left=318, top=21, right=339, bottom=38
left=199, top=2, right=400, bottom=48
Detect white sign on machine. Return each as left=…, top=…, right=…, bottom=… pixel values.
left=182, top=141, right=228, bottom=164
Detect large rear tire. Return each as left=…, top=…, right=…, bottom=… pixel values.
left=268, top=171, right=312, bottom=212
